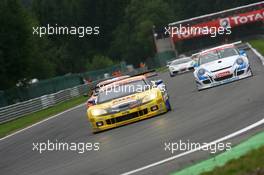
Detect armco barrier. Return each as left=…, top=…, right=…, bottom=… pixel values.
left=0, top=68, right=147, bottom=124
left=0, top=62, right=127, bottom=108
left=0, top=83, right=89, bottom=124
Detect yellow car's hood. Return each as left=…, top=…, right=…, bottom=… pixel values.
left=91, top=88, right=158, bottom=109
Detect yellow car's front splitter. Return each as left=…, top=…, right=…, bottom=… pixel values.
left=89, top=99, right=168, bottom=133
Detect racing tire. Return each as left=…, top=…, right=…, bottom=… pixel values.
left=249, top=67, right=253, bottom=76
left=165, top=99, right=172, bottom=111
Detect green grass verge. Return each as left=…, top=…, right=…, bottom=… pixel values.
left=0, top=96, right=87, bottom=138
left=201, top=146, right=264, bottom=175
left=156, top=66, right=168, bottom=73
left=249, top=39, right=264, bottom=55
left=172, top=131, right=264, bottom=175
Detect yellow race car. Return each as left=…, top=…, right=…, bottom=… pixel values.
left=87, top=75, right=171, bottom=133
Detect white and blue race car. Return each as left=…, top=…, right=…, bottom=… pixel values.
left=193, top=44, right=252, bottom=91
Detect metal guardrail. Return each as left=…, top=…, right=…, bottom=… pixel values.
left=0, top=83, right=89, bottom=124
left=169, top=1, right=264, bottom=26
left=0, top=68, right=147, bottom=124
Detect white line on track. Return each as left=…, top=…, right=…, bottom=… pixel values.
left=121, top=118, right=264, bottom=175
left=0, top=103, right=85, bottom=142
left=1, top=42, right=263, bottom=172
left=247, top=42, right=264, bottom=66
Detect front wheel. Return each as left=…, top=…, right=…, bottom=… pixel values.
left=165, top=99, right=172, bottom=111
left=249, top=66, right=253, bottom=76
left=170, top=73, right=175, bottom=77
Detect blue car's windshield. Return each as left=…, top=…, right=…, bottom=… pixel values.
left=199, top=51, right=219, bottom=65
left=199, top=47, right=238, bottom=65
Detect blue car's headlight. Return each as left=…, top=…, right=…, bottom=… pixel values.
left=236, top=58, right=244, bottom=65
left=198, top=68, right=206, bottom=76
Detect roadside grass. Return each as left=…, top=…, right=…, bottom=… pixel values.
left=0, top=96, right=87, bottom=138
left=156, top=66, right=168, bottom=73
left=201, top=146, right=264, bottom=175
left=249, top=39, right=264, bottom=55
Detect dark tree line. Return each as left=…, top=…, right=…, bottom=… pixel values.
left=0, top=0, right=260, bottom=90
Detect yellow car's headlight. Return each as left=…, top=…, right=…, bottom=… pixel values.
left=142, top=91, right=157, bottom=103
left=91, top=108, right=107, bottom=116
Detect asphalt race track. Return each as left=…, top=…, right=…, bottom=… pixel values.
left=1, top=48, right=264, bottom=175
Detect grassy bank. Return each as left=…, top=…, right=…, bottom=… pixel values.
left=173, top=131, right=264, bottom=175
left=249, top=39, right=264, bottom=55
left=0, top=96, right=87, bottom=138
left=156, top=66, right=168, bottom=73
left=201, top=146, right=264, bottom=175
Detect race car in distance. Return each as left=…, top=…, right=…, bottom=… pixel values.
left=193, top=44, right=252, bottom=91
left=86, top=75, right=130, bottom=108
left=191, top=52, right=200, bottom=63
left=87, top=75, right=171, bottom=133
left=169, top=57, right=195, bottom=77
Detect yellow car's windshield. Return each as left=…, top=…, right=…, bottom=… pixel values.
left=97, top=80, right=150, bottom=104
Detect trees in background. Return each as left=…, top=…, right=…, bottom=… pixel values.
left=0, top=0, right=260, bottom=89
left=86, top=55, right=114, bottom=71
left=110, top=0, right=174, bottom=64
left=0, top=0, right=55, bottom=90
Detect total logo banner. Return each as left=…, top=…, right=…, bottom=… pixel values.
left=171, top=9, right=264, bottom=42
left=220, top=9, right=264, bottom=27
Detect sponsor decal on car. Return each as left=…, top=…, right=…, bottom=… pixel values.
left=112, top=95, right=136, bottom=104
left=211, top=76, right=239, bottom=86
left=216, top=71, right=231, bottom=78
